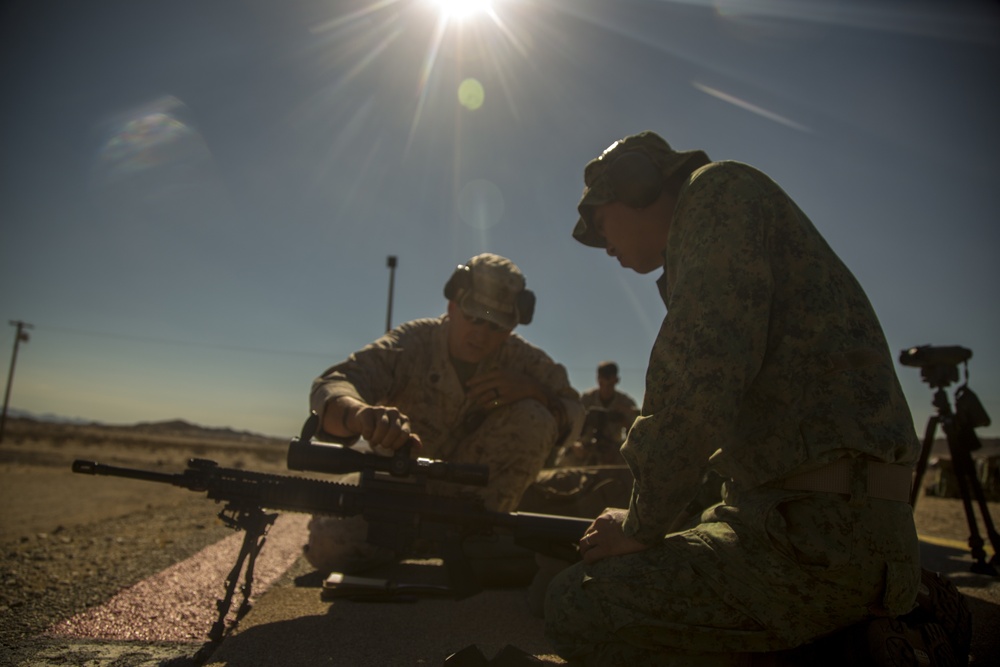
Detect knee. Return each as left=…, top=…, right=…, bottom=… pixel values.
left=544, top=562, right=604, bottom=658
left=303, top=514, right=392, bottom=573
left=304, top=514, right=362, bottom=570
left=492, top=399, right=559, bottom=444
left=543, top=561, right=586, bottom=627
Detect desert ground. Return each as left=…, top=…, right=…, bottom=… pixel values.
left=1, top=417, right=998, bottom=666
left=0, top=419, right=295, bottom=661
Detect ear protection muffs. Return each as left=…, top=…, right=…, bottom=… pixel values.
left=591, top=149, right=664, bottom=209
left=443, top=264, right=536, bottom=325
left=443, top=264, right=472, bottom=301
left=516, top=289, right=536, bottom=325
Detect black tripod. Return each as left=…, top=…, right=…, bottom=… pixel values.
left=908, top=350, right=999, bottom=576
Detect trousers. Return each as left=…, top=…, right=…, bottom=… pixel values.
left=544, top=486, right=920, bottom=666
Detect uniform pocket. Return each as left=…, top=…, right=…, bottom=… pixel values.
left=764, top=493, right=856, bottom=572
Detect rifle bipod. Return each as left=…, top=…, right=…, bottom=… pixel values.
left=208, top=505, right=278, bottom=642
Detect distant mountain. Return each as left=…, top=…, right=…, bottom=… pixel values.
left=6, top=409, right=279, bottom=442
left=4, top=407, right=92, bottom=425
left=129, top=418, right=277, bottom=442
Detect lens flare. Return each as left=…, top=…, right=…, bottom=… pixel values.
left=457, top=78, right=485, bottom=110
left=89, top=96, right=231, bottom=229
left=458, top=179, right=504, bottom=230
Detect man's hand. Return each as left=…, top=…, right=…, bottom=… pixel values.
left=466, top=370, right=546, bottom=410
left=323, top=397, right=421, bottom=454
left=350, top=404, right=418, bottom=453
left=578, top=508, right=651, bottom=564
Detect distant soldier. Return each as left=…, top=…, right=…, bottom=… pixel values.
left=559, top=361, right=639, bottom=466
left=304, top=253, right=583, bottom=576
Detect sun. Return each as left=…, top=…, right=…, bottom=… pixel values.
left=429, top=0, right=494, bottom=21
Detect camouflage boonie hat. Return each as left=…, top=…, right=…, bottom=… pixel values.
left=455, top=253, right=527, bottom=330
left=573, top=131, right=709, bottom=248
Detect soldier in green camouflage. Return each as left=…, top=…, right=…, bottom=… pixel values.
left=304, top=253, right=584, bottom=574
left=545, top=131, right=923, bottom=665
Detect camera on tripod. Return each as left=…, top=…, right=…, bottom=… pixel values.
left=899, top=344, right=972, bottom=388
left=899, top=344, right=972, bottom=369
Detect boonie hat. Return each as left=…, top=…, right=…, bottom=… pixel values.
left=573, top=131, right=709, bottom=248
left=454, top=253, right=527, bottom=330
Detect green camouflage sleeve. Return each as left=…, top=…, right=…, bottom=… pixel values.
left=621, top=165, right=775, bottom=544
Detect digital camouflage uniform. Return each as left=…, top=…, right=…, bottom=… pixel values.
left=306, top=315, right=583, bottom=572
left=547, top=143, right=921, bottom=665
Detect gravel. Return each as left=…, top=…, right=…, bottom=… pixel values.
left=1, top=498, right=233, bottom=662
left=0, top=419, right=302, bottom=667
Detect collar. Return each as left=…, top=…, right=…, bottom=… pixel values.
left=655, top=264, right=669, bottom=307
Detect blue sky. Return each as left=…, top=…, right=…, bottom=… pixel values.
left=2, top=0, right=998, bottom=439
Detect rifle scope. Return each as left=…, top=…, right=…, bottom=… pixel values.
left=286, top=438, right=489, bottom=487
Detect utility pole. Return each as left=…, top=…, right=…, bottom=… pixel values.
left=385, top=255, right=398, bottom=333
left=1, top=320, right=33, bottom=445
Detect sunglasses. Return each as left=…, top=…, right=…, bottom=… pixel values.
left=459, top=310, right=508, bottom=332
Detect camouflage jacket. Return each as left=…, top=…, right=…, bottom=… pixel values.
left=310, top=316, right=582, bottom=460
left=621, top=161, right=920, bottom=544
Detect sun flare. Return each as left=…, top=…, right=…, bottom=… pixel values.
left=430, top=0, right=494, bottom=21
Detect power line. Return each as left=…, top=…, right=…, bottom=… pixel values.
left=28, top=324, right=334, bottom=360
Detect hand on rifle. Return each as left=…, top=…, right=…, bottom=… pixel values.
left=323, top=396, right=421, bottom=455
left=578, top=508, right=651, bottom=564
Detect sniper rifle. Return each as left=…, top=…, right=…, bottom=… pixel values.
left=71, top=414, right=591, bottom=640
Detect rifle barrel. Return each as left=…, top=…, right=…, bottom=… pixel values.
left=495, top=511, right=592, bottom=542
left=72, top=460, right=181, bottom=485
